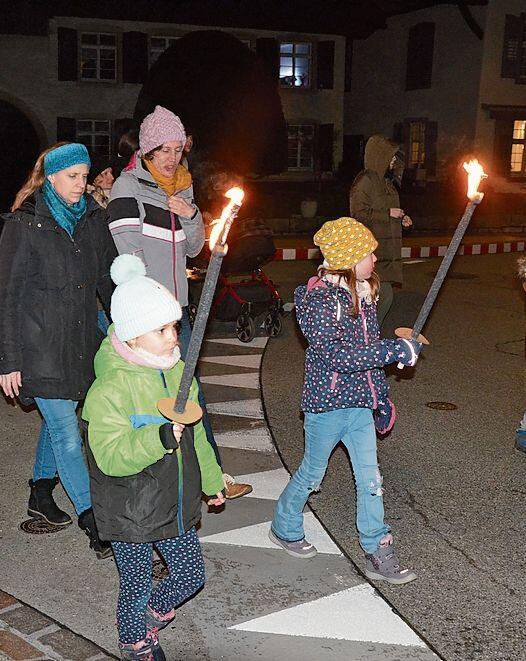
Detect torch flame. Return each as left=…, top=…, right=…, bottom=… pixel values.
left=463, top=159, right=487, bottom=202
left=208, top=187, right=245, bottom=250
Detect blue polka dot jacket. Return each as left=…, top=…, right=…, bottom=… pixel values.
left=295, top=276, right=408, bottom=418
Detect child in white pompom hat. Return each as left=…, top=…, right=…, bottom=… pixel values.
left=82, top=254, right=224, bottom=661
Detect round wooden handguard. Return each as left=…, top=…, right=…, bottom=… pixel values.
left=394, top=327, right=430, bottom=345
left=157, top=398, right=203, bottom=424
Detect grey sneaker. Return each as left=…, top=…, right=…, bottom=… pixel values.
left=268, top=529, right=317, bottom=558
left=365, top=543, right=417, bottom=585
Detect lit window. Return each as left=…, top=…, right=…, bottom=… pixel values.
left=76, top=119, right=111, bottom=156
left=287, top=124, right=314, bottom=170
left=149, top=36, right=179, bottom=67
left=510, top=119, right=526, bottom=174
left=280, top=43, right=311, bottom=88
left=408, top=121, right=426, bottom=168
left=80, top=33, right=116, bottom=81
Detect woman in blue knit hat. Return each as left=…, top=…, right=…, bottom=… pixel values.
left=0, top=142, right=116, bottom=558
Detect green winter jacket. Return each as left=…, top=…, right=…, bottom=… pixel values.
left=82, top=328, right=223, bottom=543
left=350, top=135, right=402, bottom=284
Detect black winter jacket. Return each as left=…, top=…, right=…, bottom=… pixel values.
left=0, top=192, right=116, bottom=400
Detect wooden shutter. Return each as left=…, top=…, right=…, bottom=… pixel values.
left=424, top=121, right=438, bottom=176
left=56, top=117, right=76, bottom=142
left=57, top=28, right=77, bottom=81
left=256, top=38, right=279, bottom=81
left=493, top=116, right=514, bottom=175
left=344, top=39, right=353, bottom=92
left=405, top=22, right=435, bottom=90
left=501, top=15, right=522, bottom=78
left=122, top=32, right=148, bottom=83
left=317, top=124, right=334, bottom=172
left=393, top=122, right=404, bottom=144
left=317, top=41, right=335, bottom=90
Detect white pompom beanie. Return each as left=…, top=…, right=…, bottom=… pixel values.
left=110, top=254, right=182, bottom=342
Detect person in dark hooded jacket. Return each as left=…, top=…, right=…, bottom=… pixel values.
left=0, top=142, right=116, bottom=558
left=350, top=135, right=412, bottom=325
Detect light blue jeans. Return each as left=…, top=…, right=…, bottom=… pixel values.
left=33, top=398, right=91, bottom=515
left=271, top=407, right=390, bottom=554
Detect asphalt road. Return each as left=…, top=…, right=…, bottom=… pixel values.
left=261, top=253, right=525, bottom=661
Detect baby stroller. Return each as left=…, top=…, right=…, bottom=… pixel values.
left=188, top=217, right=283, bottom=343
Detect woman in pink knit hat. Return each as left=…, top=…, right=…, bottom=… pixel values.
left=107, top=105, right=251, bottom=500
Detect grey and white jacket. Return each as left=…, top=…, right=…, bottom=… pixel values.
left=107, top=156, right=204, bottom=306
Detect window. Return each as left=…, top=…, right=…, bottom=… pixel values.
left=408, top=121, right=426, bottom=168
left=80, top=33, right=116, bottom=81
left=405, top=23, right=435, bottom=90
left=149, top=36, right=179, bottom=67
left=510, top=120, right=526, bottom=173
left=501, top=14, right=526, bottom=83
left=280, top=43, right=311, bottom=88
left=76, top=120, right=112, bottom=156
left=287, top=124, right=314, bottom=170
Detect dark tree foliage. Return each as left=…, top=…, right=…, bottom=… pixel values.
left=135, top=30, right=287, bottom=189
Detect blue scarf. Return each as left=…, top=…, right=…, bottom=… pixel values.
left=42, top=180, right=87, bottom=238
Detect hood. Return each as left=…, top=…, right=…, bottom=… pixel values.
left=3, top=190, right=100, bottom=223
left=294, top=278, right=332, bottom=324
left=364, top=135, right=399, bottom=177
left=93, top=325, right=157, bottom=379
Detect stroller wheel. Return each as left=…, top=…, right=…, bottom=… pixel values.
left=236, top=315, right=256, bottom=343
left=188, top=304, right=198, bottom=327
left=264, top=313, right=282, bottom=337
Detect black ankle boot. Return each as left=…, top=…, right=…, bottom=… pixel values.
left=78, top=508, right=112, bottom=560
left=28, top=477, right=72, bottom=526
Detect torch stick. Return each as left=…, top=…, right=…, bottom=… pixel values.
left=395, top=160, right=487, bottom=369
left=157, top=187, right=245, bottom=423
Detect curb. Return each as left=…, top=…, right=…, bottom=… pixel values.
left=273, top=241, right=525, bottom=261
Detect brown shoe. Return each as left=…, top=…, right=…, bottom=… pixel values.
left=223, top=473, right=253, bottom=499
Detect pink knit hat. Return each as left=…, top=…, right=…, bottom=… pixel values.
left=139, top=105, right=186, bottom=156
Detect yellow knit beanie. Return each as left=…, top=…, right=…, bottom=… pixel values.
left=314, top=217, right=378, bottom=270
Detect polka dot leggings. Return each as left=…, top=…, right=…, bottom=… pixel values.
left=111, top=527, right=205, bottom=644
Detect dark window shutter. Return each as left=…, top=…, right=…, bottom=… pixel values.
left=122, top=32, right=148, bottom=83
left=57, top=117, right=77, bottom=142
left=317, top=41, right=335, bottom=90
left=317, top=124, right=334, bottom=171
left=493, top=117, right=514, bottom=175
left=406, top=22, right=435, bottom=90
left=344, top=39, right=353, bottom=92
left=424, top=121, right=438, bottom=176
left=393, top=122, right=404, bottom=143
left=57, top=28, right=78, bottom=81
left=256, top=38, right=279, bottom=80
left=501, top=14, right=522, bottom=78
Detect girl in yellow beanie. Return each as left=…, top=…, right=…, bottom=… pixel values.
left=269, top=217, right=421, bottom=584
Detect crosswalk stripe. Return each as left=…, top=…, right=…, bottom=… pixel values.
left=206, top=399, right=265, bottom=419
left=199, top=354, right=262, bottom=369
left=200, top=372, right=260, bottom=389
left=214, top=428, right=274, bottom=452
left=205, top=337, right=268, bottom=349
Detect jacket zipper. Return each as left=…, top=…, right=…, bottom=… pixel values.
left=160, top=370, right=184, bottom=534
left=359, top=306, right=378, bottom=409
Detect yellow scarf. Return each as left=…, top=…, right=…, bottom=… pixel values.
left=144, top=160, right=192, bottom=197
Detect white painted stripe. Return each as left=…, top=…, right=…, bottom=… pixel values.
left=214, top=427, right=274, bottom=451
left=283, top=248, right=296, bottom=260
left=308, top=248, right=321, bottom=259
left=199, top=354, right=262, bottom=369
left=142, top=222, right=186, bottom=243
left=470, top=244, right=480, bottom=255
left=234, top=468, right=291, bottom=500
left=200, top=512, right=341, bottom=555
left=205, top=337, right=268, bottom=349
left=403, top=259, right=426, bottom=264
left=518, top=241, right=525, bottom=251
left=207, top=399, right=265, bottom=419
left=283, top=302, right=295, bottom=312
left=229, top=584, right=427, bottom=647
left=108, top=217, right=140, bottom=230
left=488, top=243, right=497, bottom=254
left=438, top=245, right=447, bottom=256
left=200, top=372, right=260, bottom=389
left=504, top=242, right=512, bottom=252
left=420, top=246, right=430, bottom=258
left=401, top=247, right=411, bottom=258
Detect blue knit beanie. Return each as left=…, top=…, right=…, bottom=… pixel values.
left=44, top=143, right=91, bottom=176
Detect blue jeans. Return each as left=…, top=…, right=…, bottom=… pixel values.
left=112, top=527, right=204, bottom=644
left=271, top=408, right=390, bottom=554
left=97, top=309, right=110, bottom=334
left=33, top=398, right=91, bottom=515
left=179, top=307, right=221, bottom=466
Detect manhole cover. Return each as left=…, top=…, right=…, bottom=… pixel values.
left=19, top=518, right=67, bottom=535
left=152, top=558, right=169, bottom=581
left=426, top=401, right=458, bottom=410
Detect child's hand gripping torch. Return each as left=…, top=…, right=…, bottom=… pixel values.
left=395, top=160, right=487, bottom=369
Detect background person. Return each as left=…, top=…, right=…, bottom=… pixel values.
left=350, top=135, right=412, bottom=326
left=0, top=142, right=115, bottom=558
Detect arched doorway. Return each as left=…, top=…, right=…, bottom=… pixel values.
left=0, top=100, right=41, bottom=212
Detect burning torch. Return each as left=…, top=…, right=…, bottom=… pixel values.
left=157, top=187, right=245, bottom=423
left=395, top=160, right=487, bottom=368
